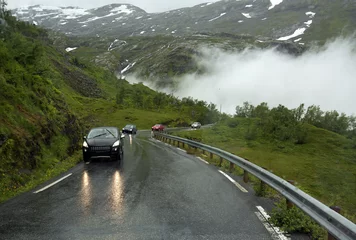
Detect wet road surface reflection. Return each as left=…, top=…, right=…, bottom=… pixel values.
left=110, top=170, right=124, bottom=215
left=80, top=170, right=92, bottom=215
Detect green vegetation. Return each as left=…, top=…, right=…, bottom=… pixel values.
left=174, top=103, right=356, bottom=227
left=0, top=11, right=220, bottom=203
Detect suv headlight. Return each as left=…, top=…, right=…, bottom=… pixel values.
left=83, top=141, right=88, bottom=148
left=113, top=140, right=120, bottom=147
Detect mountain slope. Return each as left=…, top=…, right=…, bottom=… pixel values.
left=0, top=13, right=221, bottom=202
left=12, top=0, right=356, bottom=43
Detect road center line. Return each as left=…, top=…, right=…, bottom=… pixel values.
left=197, top=157, right=209, bottom=164
left=256, top=206, right=290, bottom=240
left=218, top=170, right=248, bottom=192
left=33, top=173, right=72, bottom=194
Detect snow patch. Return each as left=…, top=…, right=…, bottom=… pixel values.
left=135, top=16, right=143, bottom=19
left=110, top=5, right=134, bottom=14
left=33, top=21, right=38, bottom=25
left=80, top=13, right=116, bottom=23
left=294, top=38, right=302, bottom=42
left=262, top=18, right=267, bottom=20
left=268, top=0, right=284, bottom=10
left=171, top=30, right=176, bottom=34
left=209, top=12, right=226, bottom=22
left=65, top=47, right=77, bottom=52
left=121, top=62, right=136, bottom=74
left=60, top=22, right=67, bottom=25
left=245, top=5, right=253, bottom=8
left=306, top=12, right=316, bottom=18
left=304, top=20, right=312, bottom=27
left=238, top=20, right=244, bottom=23
left=242, top=13, right=251, bottom=18
left=140, top=31, right=145, bottom=34
left=277, top=28, right=306, bottom=41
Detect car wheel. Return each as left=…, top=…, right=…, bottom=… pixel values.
left=118, top=147, right=124, bottom=161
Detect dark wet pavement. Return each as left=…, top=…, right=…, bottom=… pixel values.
left=0, top=132, right=273, bottom=240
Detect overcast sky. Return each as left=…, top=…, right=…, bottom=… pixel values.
left=8, top=0, right=220, bottom=12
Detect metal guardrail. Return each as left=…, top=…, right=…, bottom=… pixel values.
left=153, top=132, right=356, bottom=240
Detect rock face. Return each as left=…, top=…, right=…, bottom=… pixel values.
left=11, top=1, right=356, bottom=43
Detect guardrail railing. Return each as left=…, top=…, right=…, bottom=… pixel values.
left=153, top=132, right=356, bottom=240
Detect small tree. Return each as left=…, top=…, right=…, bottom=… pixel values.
left=0, top=0, right=7, bottom=18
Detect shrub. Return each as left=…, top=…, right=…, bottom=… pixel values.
left=270, top=200, right=326, bottom=239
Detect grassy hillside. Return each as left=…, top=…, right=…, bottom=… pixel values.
left=0, top=14, right=219, bottom=203
left=174, top=118, right=356, bottom=222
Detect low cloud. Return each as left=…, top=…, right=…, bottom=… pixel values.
left=127, top=37, right=356, bottom=115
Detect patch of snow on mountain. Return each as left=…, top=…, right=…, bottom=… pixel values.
left=80, top=13, right=116, bottom=23
left=238, top=20, right=244, bottom=23
left=62, top=8, right=89, bottom=19
left=262, top=18, right=267, bottom=20
left=32, top=21, right=38, bottom=25
left=140, top=31, right=145, bottom=34
left=294, top=38, right=302, bottom=42
left=65, top=47, right=77, bottom=52
left=110, top=5, right=134, bottom=14
left=306, top=12, right=316, bottom=18
left=121, top=62, right=136, bottom=74
left=304, top=20, right=312, bottom=27
left=245, top=5, right=253, bottom=8
left=209, top=13, right=226, bottom=22
left=108, top=39, right=119, bottom=51
left=268, top=0, right=283, bottom=10
left=277, top=28, right=306, bottom=41
left=242, top=13, right=251, bottom=18
left=135, top=16, right=143, bottom=19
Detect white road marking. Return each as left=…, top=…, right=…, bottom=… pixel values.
left=33, top=173, right=72, bottom=193
left=197, top=157, right=209, bottom=164
left=177, top=148, right=187, bottom=153
left=256, top=206, right=290, bottom=240
left=218, top=170, right=248, bottom=192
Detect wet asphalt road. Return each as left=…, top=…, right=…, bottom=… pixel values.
left=0, top=132, right=272, bottom=240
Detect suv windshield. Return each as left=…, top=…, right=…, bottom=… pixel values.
left=88, top=128, right=118, bottom=138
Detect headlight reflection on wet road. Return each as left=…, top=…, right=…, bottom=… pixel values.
left=110, top=170, right=124, bottom=215
left=80, top=170, right=92, bottom=215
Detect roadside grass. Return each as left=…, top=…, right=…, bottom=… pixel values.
left=0, top=146, right=82, bottom=204
left=171, top=120, right=356, bottom=223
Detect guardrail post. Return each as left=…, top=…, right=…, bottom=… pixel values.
left=259, top=168, right=268, bottom=196
left=286, top=180, right=295, bottom=209
left=243, top=170, right=249, bottom=183
left=210, top=152, right=213, bottom=159
left=218, top=157, right=223, bottom=167
left=202, top=149, right=205, bottom=155
left=182, top=142, right=185, bottom=148
left=229, top=162, right=234, bottom=173
left=328, top=206, right=341, bottom=240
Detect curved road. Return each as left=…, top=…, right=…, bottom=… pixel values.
left=0, top=132, right=275, bottom=240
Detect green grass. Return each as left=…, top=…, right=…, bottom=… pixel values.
left=0, top=149, right=82, bottom=203
left=174, top=119, right=356, bottom=223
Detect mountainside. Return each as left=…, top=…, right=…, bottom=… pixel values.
left=12, top=0, right=356, bottom=43
left=0, top=13, right=221, bottom=202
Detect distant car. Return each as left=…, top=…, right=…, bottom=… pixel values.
left=152, top=124, right=165, bottom=131
left=191, top=122, right=202, bottom=129
left=122, top=124, right=137, bottom=134
left=82, top=127, right=125, bottom=163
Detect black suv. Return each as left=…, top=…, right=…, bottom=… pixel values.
left=82, top=127, right=125, bottom=163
